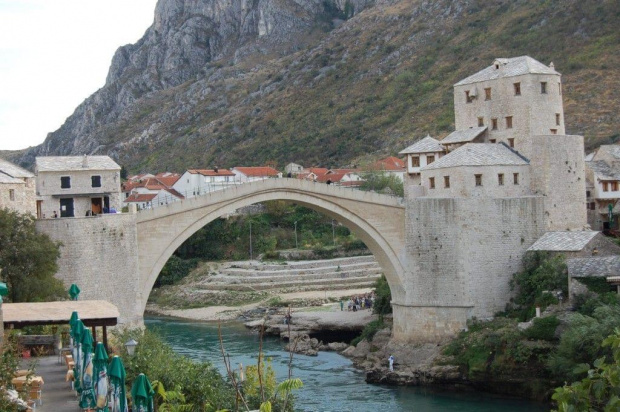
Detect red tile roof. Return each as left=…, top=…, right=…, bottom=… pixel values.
left=307, top=167, right=328, bottom=175
left=370, top=156, right=406, bottom=171
left=233, top=167, right=280, bottom=177
left=187, top=169, right=236, bottom=176
left=317, top=172, right=347, bottom=183
left=124, top=193, right=157, bottom=203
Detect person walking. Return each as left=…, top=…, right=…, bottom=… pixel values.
left=339, top=300, right=344, bottom=311
left=388, top=355, right=394, bottom=371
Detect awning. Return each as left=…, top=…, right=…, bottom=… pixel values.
left=51, top=193, right=113, bottom=198
left=2, top=300, right=119, bottom=328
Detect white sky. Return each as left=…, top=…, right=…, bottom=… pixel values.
left=0, top=0, right=158, bottom=150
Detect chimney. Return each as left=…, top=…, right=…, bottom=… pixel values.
left=82, top=155, right=88, bottom=168
left=549, top=62, right=555, bottom=70
left=214, top=166, right=219, bottom=173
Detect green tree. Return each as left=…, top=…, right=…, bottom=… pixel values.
left=360, top=172, right=404, bottom=197
left=552, top=328, right=620, bottom=412
left=0, top=208, right=66, bottom=302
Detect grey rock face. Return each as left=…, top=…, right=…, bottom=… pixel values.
left=19, top=0, right=368, bottom=167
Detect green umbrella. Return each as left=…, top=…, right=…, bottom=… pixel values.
left=0, top=282, right=8, bottom=296
left=93, top=342, right=109, bottom=411
left=108, top=356, right=128, bottom=412
left=69, top=311, right=79, bottom=339
left=130, top=373, right=154, bottom=412
left=72, top=319, right=86, bottom=393
left=79, top=328, right=96, bottom=409
left=68, top=283, right=81, bottom=300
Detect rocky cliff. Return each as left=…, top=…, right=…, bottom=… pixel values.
left=10, top=0, right=620, bottom=172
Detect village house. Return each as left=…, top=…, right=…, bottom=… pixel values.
left=123, top=174, right=184, bottom=210
left=172, top=168, right=236, bottom=198
left=284, top=162, right=304, bottom=176
left=366, top=157, right=406, bottom=181
left=232, top=166, right=282, bottom=183
left=316, top=169, right=363, bottom=187
left=399, top=135, right=445, bottom=185
left=35, top=155, right=122, bottom=218
left=584, top=145, right=620, bottom=230
left=0, top=158, right=36, bottom=216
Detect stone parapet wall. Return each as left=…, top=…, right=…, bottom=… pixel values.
left=36, top=213, right=141, bottom=326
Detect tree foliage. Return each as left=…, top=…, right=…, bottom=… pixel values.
left=552, top=329, right=620, bottom=412
left=0, top=208, right=66, bottom=302
left=372, top=274, right=392, bottom=316
left=509, top=251, right=568, bottom=321
left=359, top=172, right=404, bottom=197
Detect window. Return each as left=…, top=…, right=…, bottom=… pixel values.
left=465, top=90, right=471, bottom=103
left=9, top=189, right=15, bottom=201
left=589, top=202, right=596, bottom=210
left=506, top=116, right=513, bottom=129
left=444, top=176, right=450, bottom=188
left=550, top=129, right=557, bottom=135
left=411, top=156, right=420, bottom=167
left=612, top=181, right=619, bottom=191
left=61, top=176, right=71, bottom=189
left=475, top=174, right=482, bottom=186
left=541, top=82, right=547, bottom=94
left=484, top=88, right=492, bottom=100
left=586, top=190, right=591, bottom=198
left=478, top=117, right=484, bottom=127
left=489, top=139, right=497, bottom=143
left=558, top=82, right=562, bottom=95
left=556, top=113, right=561, bottom=126
left=513, top=173, right=519, bottom=185
left=498, top=174, right=504, bottom=186
left=429, top=177, right=435, bottom=189
left=508, top=138, right=515, bottom=148
left=492, top=118, right=498, bottom=130
left=603, top=182, right=609, bottom=192
left=91, top=176, right=101, bottom=188
left=427, top=155, right=435, bottom=164
left=514, top=82, right=521, bottom=96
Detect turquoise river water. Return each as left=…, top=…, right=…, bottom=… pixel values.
left=145, top=317, right=548, bottom=412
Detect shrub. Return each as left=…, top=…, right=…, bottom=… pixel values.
left=156, top=255, right=197, bottom=287
left=372, top=275, right=392, bottom=315
left=524, top=316, right=560, bottom=341
left=351, top=317, right=385, bottom=346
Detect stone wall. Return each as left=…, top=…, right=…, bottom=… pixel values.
left=421, top=164, right=531, bottom=198
left=0, top=177, right=36, bottom=216
left=529, top=135, right=587, bottom=231
left=396, top=196, right=546, bottom=342
left=36, top=213, right=141, bottom=326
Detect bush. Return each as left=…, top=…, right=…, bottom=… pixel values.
left=524, top=316, right=560, bottom=341
left=372, top=275, right=392, bottom=315
left=351, top=317, right=385, bottom=346
left=156, top=255, right=198, bottom=287
left=548, top=304, right=620, bottom=380
left=509, top=251, right=567, bottom=321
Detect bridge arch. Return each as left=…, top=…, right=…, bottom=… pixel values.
left=136, top=179, right=406, bottom=318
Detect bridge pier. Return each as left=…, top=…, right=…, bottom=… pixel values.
left=391, top=303, right=470, bottom=343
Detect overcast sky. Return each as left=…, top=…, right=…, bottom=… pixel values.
left=0, top=0, right=158, bottom=151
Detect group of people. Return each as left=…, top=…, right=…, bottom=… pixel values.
left=341, top=292, right=375, bottom=312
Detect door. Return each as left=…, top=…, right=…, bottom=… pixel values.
left=91, top=198, right=102, bottom=215
left=59, top=198, right=74, bottom=218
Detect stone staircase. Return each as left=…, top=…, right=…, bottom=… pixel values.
left=195, top=255, right=381, bottom=292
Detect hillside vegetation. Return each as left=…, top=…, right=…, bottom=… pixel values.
left=7, top=0, right=620, bottom=173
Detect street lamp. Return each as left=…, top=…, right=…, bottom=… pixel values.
left=125, top=339, right=138, bottom=356
left=332, top=220, right=336, bottom=246
left=249, top=220, right=253, bottom=261
left=294, top=221, right=298, bottom=249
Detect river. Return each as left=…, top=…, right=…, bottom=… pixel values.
left=145, top=316, right=548, bottom=412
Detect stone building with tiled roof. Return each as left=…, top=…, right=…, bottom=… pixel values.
left=35, top=155, right=121, bottom=218
left=585, top=145, right=620, bottom=230
left=0, top=158, right=36, bottom=216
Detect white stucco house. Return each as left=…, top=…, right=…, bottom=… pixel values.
left=232, top=166, right=282, bottom=183
left=172, top=168, right=236, bottom=198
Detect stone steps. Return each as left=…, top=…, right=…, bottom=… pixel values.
left=219, top=262, right=380, bottom=277
left=207, top=268, right=382, bottom=283
left=226, top=255, right=376, bottom=271
left=196, top=274, right=381, bottom=291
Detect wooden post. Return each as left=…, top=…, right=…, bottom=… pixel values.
left=102, top=326, right=108, bottom=352
left=92, top=326, right=97, bottom=343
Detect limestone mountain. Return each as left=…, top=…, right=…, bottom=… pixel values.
left=8, top=0, right=620, bottom=172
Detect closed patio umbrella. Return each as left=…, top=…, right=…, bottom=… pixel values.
left=108, top=356, right=128, bottom=412
left=72, top=319, right=85, bottom=393
left=130, top=373, right=154, bottom=412
left=68, top=283, right=81, bottom=300
left=93, top=342, right=109, bottom=411
left=79, top=328, right=96, bottom=409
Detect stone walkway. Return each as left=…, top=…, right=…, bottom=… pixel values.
left=22, top=355, right=79, bottom=411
